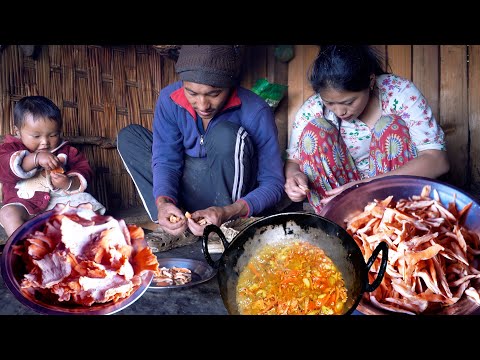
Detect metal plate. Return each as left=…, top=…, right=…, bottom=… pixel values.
left=0, top=210, right=153, bottom=315
left=149, top=257, right=216, bottom=289
left=320, top=175, right=480, bottom=315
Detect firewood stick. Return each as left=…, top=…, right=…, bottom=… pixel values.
left=0, top=135, right=117, bottom=149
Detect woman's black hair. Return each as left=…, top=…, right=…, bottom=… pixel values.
left=14, top=95, right=62, bottom=129
left=308, top=45, right=388, bottom=93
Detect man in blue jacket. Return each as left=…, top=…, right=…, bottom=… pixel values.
left=117, top=45, right=285, bottom=237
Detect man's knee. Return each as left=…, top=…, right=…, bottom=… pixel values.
left=117, top=125, right=136, bottom=152
left=117, top=124, right=143, bottom=142
left=117, top=124, right=149, bottom=154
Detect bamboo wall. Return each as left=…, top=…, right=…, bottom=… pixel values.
left=0, top=45, right=478, bottom=211
left=0, top=45, right=287, bottom=211
left=0, top=45, right=174, bottom=211
left=288, top=45, right=480, bottom=197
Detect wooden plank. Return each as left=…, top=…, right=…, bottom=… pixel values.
left=287, top=45, right=317, bottom=143
left=469, top=45, right=480, bottom=189
left=287, top=45, right=305, bottom=143
left=267, top=46, right=289, bottom=155
left=303, top=45, right=318, bottom=102
left=412, top=45, right=440, bottom=121
left=440, top=45, right=468, bottom=187
left=387, top=45, right=412, bottom=80
left=242, top=45, right=266, bottom=89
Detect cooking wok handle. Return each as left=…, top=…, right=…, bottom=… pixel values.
left=201, top=224, right=229, bottom=269
left=364, top=241, right=389, bottom=292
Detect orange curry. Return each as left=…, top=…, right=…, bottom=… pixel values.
left=236, top=241, right=348, bottom=315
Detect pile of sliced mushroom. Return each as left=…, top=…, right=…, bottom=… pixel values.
left=345, top=185, right=480, bottom=314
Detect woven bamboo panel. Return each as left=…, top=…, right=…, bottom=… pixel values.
left=0, top=45, right=177, bottom=211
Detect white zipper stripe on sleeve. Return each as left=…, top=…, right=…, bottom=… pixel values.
left=232, top=127, right=247, bottom=202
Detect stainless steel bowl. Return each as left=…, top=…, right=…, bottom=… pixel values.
left=320, top=175, right=480, bottom=315
left=0, top=210, right=153, bottom=315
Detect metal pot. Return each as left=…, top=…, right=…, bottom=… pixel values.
left=202, top=212, right=388, bottom=315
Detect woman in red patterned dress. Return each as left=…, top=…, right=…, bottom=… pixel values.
left=284, top=45, right=449, bottom=214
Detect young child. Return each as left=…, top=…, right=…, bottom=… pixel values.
left=0, top=95, right=106, bottom=237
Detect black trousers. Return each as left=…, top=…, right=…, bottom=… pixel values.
left=117, top=122, right=257, bottom=222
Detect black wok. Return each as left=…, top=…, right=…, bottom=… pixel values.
left=202, top=212, right=388, bottom=315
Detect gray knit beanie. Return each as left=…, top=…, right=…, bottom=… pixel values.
left=175, top=45, right=243, bottom=88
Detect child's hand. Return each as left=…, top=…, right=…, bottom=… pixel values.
left=50, top=173, right=70, bottom=190
left=36, top=151, right=62, bottom=171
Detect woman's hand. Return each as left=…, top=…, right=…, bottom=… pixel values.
left=320, top=180, right=364, bottom=206
left=284, top=173, right=309, bottom=203
left=157, top=202, right=187, bottom=236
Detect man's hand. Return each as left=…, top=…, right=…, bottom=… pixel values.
left=157, top=201, right=187, bottom=236
left=186, top=201, right=248, bottom=236
left=186, top=207, right=223, bottom=236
